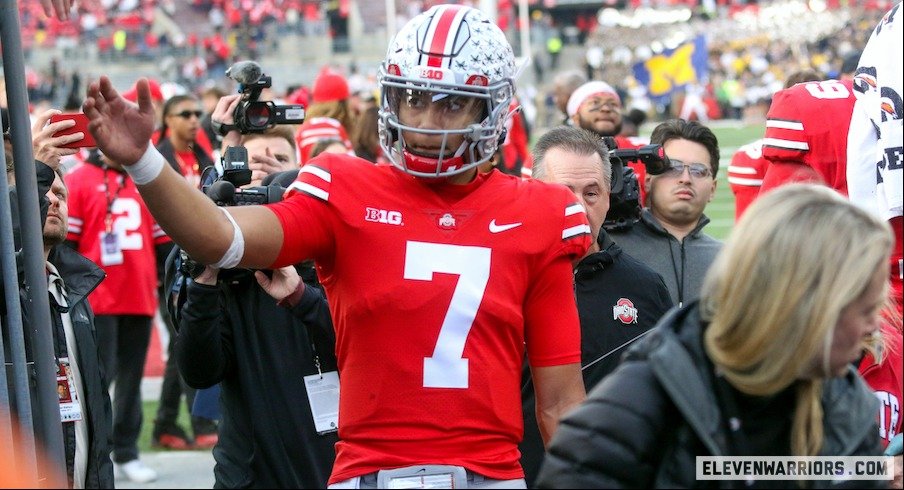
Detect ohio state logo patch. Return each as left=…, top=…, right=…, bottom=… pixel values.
left=613, top=298, right=638, bottom=325
left=438, top=212, right=457, bottom=230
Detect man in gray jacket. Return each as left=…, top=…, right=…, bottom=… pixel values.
left=610, top=119, right=722, bottom=307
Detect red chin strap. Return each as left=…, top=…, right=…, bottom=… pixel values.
left=402, top=149, right=467, bottom=176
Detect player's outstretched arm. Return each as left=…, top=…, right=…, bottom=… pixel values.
left=83, top=76, right=284, bottom=268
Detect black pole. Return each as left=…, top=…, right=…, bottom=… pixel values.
left=0, top=2, right=68, bottom=487
left=0, top=143, right=35, bottom=478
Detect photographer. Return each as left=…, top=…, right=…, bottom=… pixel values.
left=568, top=81, right=649, bottom=203
left=171, top=93, right=338, bottom=488
left=174, top=260, right=337, bottom=488
left=224, top=125, right=297, bottom=187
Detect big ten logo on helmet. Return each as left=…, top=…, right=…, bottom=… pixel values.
left=417, top=67, right=458, bottom=84
left=365, top=207, right=404, bottom=226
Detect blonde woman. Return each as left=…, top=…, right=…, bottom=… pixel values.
left=537, top=183, right=893, bottom=488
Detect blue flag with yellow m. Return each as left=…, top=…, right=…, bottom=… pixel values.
left=632, top=35, right=708, bottom=103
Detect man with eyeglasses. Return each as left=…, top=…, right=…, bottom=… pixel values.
left=609, top=119, right=723, bottom=308
left=566, top=81, right=650, bottom=203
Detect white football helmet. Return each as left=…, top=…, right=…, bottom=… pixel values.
left=378, top=5, right=516, bottom=178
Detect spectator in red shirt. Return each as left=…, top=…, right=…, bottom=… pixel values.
left=294, top=67, right=355, bottom=164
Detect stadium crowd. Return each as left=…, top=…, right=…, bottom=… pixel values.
left=17, top=0, right=894, bottom=132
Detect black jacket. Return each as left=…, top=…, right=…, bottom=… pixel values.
left=572, top=230, right=674, bottom=388
left=175, top=270, right=338, bottom=489
left=520, top=231, right=674, bottom=486
left=44, top=246, right=114, bottom=489
left=5, top=161, right=114, bottom=488
left=536, top=302, right=883, bottom=489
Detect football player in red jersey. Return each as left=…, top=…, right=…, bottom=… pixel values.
left=760, top=79, right=867, bottom=196
left=759, top=77, right=903, bottom=455
left=726, top=140, right=765, bottom=220
left=83, top=5, right=590, bottom=488
left=727, top=69, right=823, bottom=221
left=64, top=149, right=170, bottom=483
left=760, top=77, right=901, bottom=317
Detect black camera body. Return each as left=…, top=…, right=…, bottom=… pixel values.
left=602, top=137, right=671, bottom=232
left=227, top=61, right=306, bottom=134
left=184, top=147, right=285, bottom=282
left=181, top=61, right=302, bottom=281
left=201, top=146, right=285, bottom=206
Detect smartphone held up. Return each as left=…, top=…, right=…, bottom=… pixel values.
left=49, top=113, right=96, bottom=149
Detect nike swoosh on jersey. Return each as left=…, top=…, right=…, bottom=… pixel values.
left=489, top=219, right=523, bottom=233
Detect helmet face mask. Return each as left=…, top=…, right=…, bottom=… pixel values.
left=378, top=5, right=516, bottom=179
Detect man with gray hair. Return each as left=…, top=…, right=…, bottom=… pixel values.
left=519, top=126, right=673, bottom=486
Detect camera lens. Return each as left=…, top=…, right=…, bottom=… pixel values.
left=246, top=103, right=272, bottom=129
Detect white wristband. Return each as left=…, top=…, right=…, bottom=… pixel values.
left=124, top=145, right=166, bottom=185
left=212, top=207, right=245, bottom=269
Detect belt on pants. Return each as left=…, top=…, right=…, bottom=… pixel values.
left=359, top=465, right=485, bottom=487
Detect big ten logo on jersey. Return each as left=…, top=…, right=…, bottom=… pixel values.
left=874, top=390, right=900, bottom=444
left=365, top=207, right=404, bottom=226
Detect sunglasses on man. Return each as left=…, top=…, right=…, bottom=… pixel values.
left=171, top=110, right=203, bottom=119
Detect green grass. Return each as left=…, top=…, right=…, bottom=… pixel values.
left=640, top=121, right=766, bottom=241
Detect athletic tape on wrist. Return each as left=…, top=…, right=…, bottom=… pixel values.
left=125, top=145, right=166, bottom=185
left=212, top=207, right=245, bottom=269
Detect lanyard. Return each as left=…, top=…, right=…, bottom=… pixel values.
left=46, top=269, right=70, bottom=358
left=103, top=166, right=125, bottom=233
left=174, top=149, right=202, bottom=188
